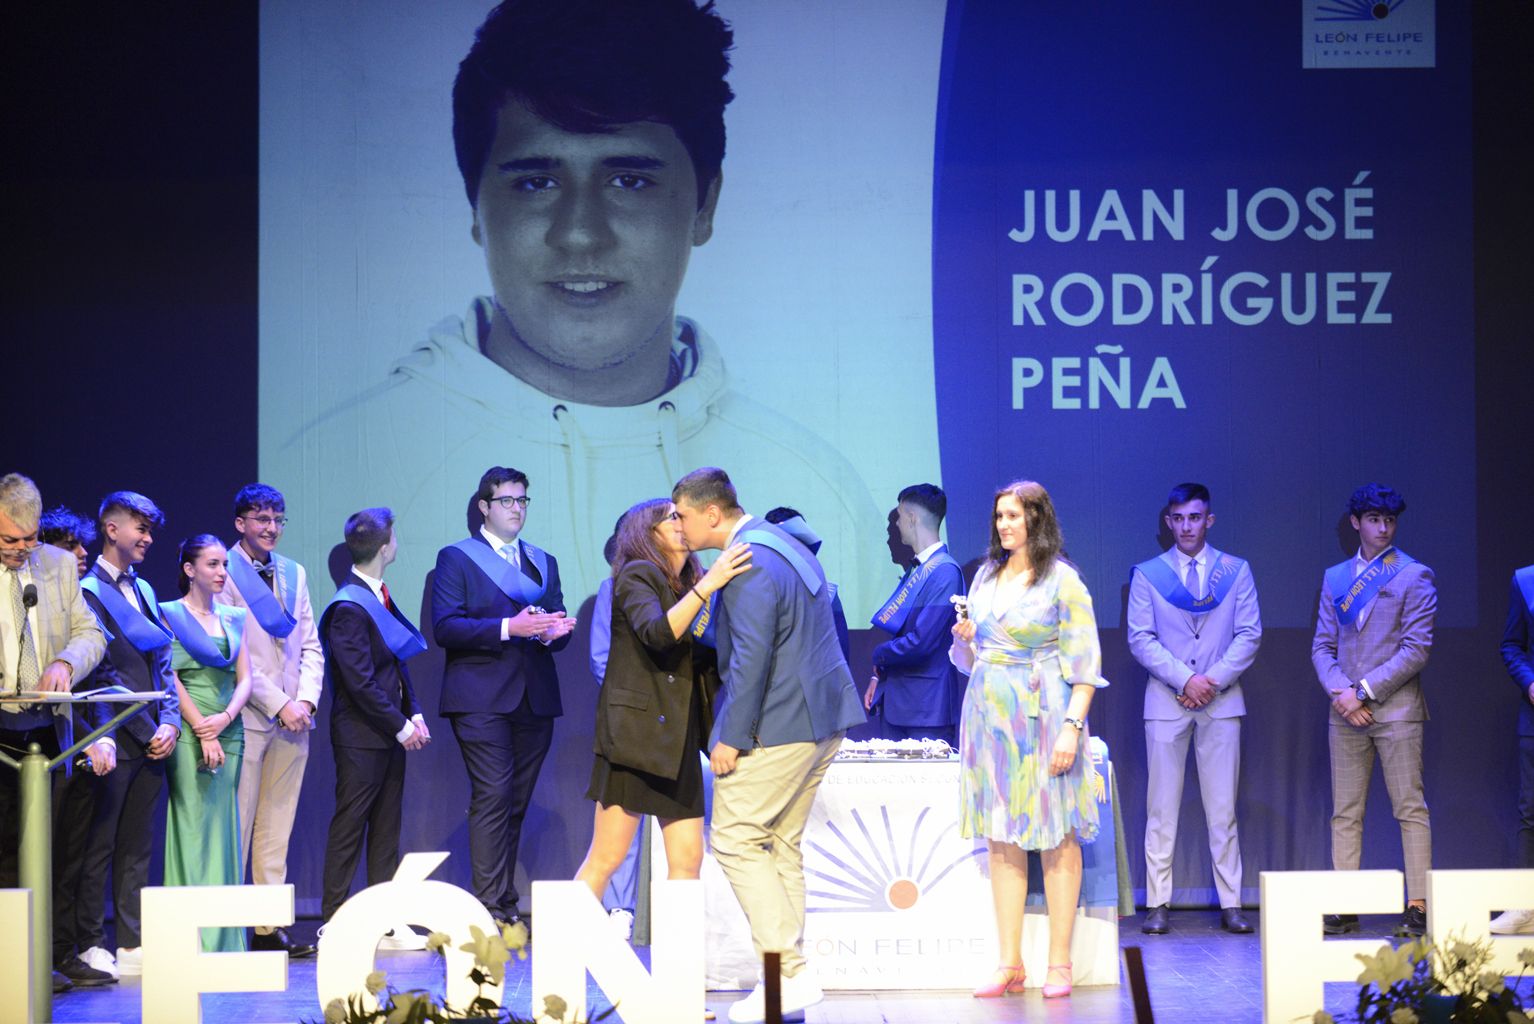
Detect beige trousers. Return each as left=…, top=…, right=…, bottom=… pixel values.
left=237, top=724, right=311, bottom=933
left=710, top=732, right=843, bottom=978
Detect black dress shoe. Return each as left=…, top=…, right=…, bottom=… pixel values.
left=1220, top=908, right=1254, bottom=934
left=52, top=971, right=73, bottom=994
left=1394, top=905, right=1427, bottom=937
left=1141, top=905, right=1170, bottom=934
left=251, top=926, right=317, bottom=959
left=57, top=955, right=115, bottom=986
left=1322, top=913, right=1360, bottom=935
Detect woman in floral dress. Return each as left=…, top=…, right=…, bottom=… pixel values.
left=950, top=480, right=1107, bottom=1000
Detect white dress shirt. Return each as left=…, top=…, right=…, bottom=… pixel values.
left=0, top=562, right=40, bottom=692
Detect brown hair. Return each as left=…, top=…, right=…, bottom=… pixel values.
left=612, top=498, right=702, bottom=596
left=985, top=480, right=1064, bottom=584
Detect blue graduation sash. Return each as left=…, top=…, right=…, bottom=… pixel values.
left=689, top=590, right=719, bottom=649
left=226, top=549, right=297, bottom=638
left=81, top=574, right=173, bottom=652
left=871, top=548, right=961, bottom=634
left=739, top=528, right=822, bottom=595
left=1133, top=552, right=1243, bottom=614
left=1327, top=548, right=1417, bottom=627
left=159, top=601, right=245, bottom=669
left=322, top=584, right=427, bottom=661
left=451, top=537, right=549, bottom=606
left=1516, top=565, right=1534, bottom=617
left=688, top=526, right=823, bottom=647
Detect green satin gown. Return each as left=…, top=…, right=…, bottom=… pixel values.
left=165, top=629, right=246, bottom=953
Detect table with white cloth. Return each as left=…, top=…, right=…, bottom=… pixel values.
left=674, top=737, right=1127, bottom=991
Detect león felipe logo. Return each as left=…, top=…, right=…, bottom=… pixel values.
left=804, top=805, right=980, bottom=914
left=1315, top=0, right=1406, bottom=21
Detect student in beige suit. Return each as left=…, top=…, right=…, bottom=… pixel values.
left=217, top=483, right=321, bottom=957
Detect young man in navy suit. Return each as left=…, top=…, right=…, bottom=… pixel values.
left=72, top=491, right=181, bottom=979
left=1493, top=563, right=1534, bottom=934
left=672, top=467, right=865, bottom=1024
left=432, top=467, right=576, bottom=930
left=319, top=507, right=429, bottom=923
left=863, top=484, right=964, bottom=746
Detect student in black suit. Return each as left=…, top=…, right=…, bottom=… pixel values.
left=574, top=498, right=749, bottom=903
left=432, top=466, right=577, bottom=929
left=73, top=491, right=182, bottom=979
left=319, top=507, right=429, bottom=922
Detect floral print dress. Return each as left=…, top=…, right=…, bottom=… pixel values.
left=958, top=560, right=1107, bottom=851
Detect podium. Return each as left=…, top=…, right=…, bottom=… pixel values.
left=0, top=687, right=170, bottom=1024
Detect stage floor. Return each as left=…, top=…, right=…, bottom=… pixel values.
left=46, top=909, right=1409, bottom=1023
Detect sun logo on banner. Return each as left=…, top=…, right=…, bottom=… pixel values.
left=1315, top=0, right=1405, bottom=21
left=803, top=806, right=982, bottom=914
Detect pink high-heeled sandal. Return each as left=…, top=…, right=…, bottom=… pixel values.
left=973, top=964, right=1026, bottom=998
left=1042, top=963, right=1073, bottom=998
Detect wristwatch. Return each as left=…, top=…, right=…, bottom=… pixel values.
left=1353, top=679, right=1370, bottom=703
left=1063, top=716, right=1086, bottom=732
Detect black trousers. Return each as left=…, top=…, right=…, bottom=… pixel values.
left=448, top=695, right=554, bottom=920
left=0, top=725, right=60, bottom=889
left=1519, top=736, right=1534, bottom=867
left=321, top=743, right=405, bottom=921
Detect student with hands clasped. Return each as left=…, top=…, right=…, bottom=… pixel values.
left=158, top=534, right=254, bottom=953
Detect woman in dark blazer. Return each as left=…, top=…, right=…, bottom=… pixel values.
left=575, top=498, right=751, bottom=898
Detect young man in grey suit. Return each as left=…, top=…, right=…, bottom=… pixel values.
left=672, top=467, right=865, bottom=1024
left=1312, top=483, right=1435, bottom=938
left=1128, top=482, right=1262, bottom=935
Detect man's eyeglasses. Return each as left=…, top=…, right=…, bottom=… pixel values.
left=488, top=496, right=532, bottom=510
left=240, top=515, right=288, bottom=528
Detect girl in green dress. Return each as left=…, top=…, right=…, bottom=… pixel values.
left=159, top=534, right=253, bottom=953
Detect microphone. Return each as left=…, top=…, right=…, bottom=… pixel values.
left=22, top=584, right=37, bottom=610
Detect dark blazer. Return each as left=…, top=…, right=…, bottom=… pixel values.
left=432, top=536, right=569, bottom=717
left=1503, top=569, right=1534, bottom=737
left=79, top=562, right=181, bottom=749
left=323, top=575, right=422, bottom=749
left=711, top=518, right=865, bottom=750
left=595, top=561, right=716, bottom=779
left=871, top=553, right=964, bottom=728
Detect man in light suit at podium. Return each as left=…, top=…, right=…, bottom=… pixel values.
left=671, top=467, right=865, bottom=1024
left=0, top=473, right=106, bottom=992
left=1128, top=482, right=1261, bottom=936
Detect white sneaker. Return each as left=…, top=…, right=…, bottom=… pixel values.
left=115, top=946, right=142, bottom=976
left=779, top=971, right=824, bottom=1016
left=80, top=946, right=118, bottom=978
left=726, top=972, right=820, bottom=1024
left=1491, top=909, right=1534, bottom=934
left=608, top=909, right=635, bottom=942
left=378, top=926, right=427, bottom=951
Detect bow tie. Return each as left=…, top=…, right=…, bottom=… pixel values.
left=255, top=560, right=277, bottom=578
left=119, top=569, right=139, bottom=585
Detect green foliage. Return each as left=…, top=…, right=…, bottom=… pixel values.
left=1314, top=933, right=1534, bottom=1024
left=306, top=921, right=617, bottom=1024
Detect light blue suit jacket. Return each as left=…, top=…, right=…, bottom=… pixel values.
left=1128, top=546, right=1262, bottom=721
left=710, top=518, right=865, bottom=750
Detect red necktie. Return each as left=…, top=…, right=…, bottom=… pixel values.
left=381, top=583, right=396, bottom=613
